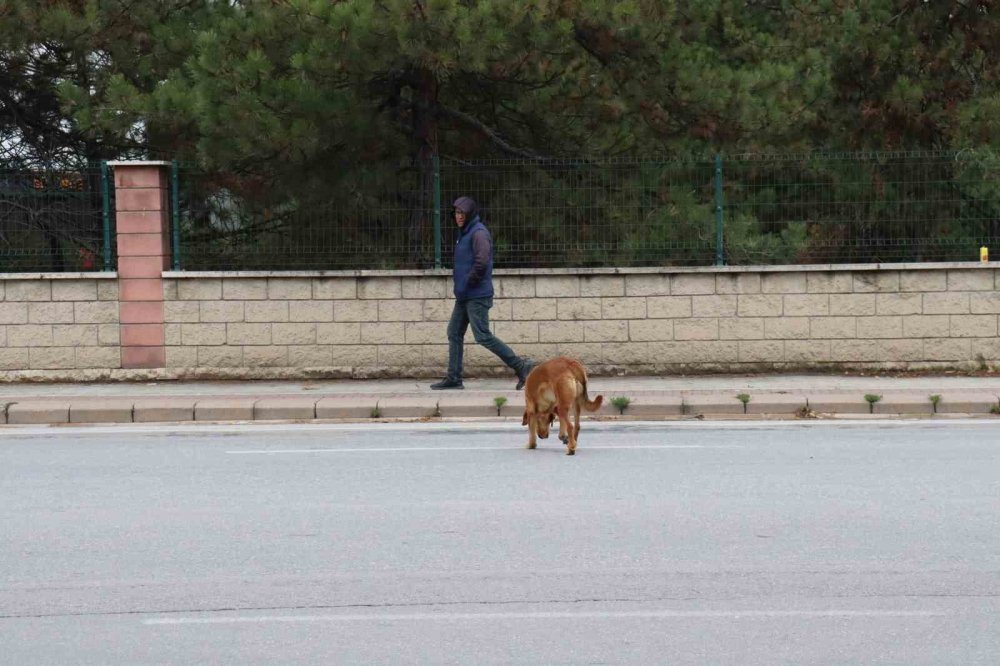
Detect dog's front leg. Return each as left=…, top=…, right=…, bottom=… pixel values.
left=526, top=414, right=537, bottom=449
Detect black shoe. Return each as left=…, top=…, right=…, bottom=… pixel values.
left=430, top=378, right=464, bottom=390
left=515, top=361, right=536, bottom=391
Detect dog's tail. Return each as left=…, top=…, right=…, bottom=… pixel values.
left=581, top=381, right=603, bottom=412
left=572, top=361, right=603, bottom=412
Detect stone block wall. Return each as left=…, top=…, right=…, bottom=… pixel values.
left=3, top=265, right=999, bottom=380
left=0, top=276, right=120, bottom=373
left=152, top=265, right=1000, bottom=378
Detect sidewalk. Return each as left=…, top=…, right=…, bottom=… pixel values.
left=2, top=373, right=1000, bottom=425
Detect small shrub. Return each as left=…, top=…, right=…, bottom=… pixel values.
left=610, top=396, right=631, bottom=415
left=864, top=394, right=882, bottom=414
left=795, top=405, right=817, bottom=419
left=432, top=401, right=441, bottom=418
left=736, top=393, right=751, bottom=414
left=370, top=402, right=382, bottom=419
left=493, top=396, right=508, bottom=416
left=990, top=405, right=1000, bottom=415
left=929, top=394, right=942, bottom=413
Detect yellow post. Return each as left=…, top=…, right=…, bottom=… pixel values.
left=981, top=246, right=989, bottom=263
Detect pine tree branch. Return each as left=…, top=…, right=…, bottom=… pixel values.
left=573, top=26, right=611, bottom=67
left=436, top=105, right=551, bottom=160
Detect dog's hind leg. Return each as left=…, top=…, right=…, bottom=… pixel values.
left=554, top=379, right=574, bottom=448
left=556, top=404, right=570, bottom=447
left=524, top=407, right=538, bottom=449
left=563, top=401, right=581, bottom=455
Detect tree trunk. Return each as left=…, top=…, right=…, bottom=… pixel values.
left=408, top=67, right=439, bottom=267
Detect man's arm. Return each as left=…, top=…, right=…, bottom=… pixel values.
left=467, top=229, right=491, bottom=287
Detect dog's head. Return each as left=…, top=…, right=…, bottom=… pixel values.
left=521, top=410, right=555, bottom=439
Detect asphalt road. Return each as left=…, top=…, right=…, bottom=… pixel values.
left=3, top=421, right=1000, bottom=665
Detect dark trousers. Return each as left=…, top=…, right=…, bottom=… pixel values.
left=446, top=297, right=525, bottom=380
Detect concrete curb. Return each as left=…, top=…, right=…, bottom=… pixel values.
left=7, top=401, right=70, bottom=425
left=1, top=389, right=999, bottom=426
left=193, top=398, right=255, bottom=422
left=133, top=398, right=196, bottom=423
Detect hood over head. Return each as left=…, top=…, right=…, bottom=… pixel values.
left=452, top=196, right=477, bottom=218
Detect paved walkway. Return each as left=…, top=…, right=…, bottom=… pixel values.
left=2, top=374, right=1000, bottom=425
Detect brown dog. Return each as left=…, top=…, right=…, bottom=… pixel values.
left=521, top=357, right=603, bottom=455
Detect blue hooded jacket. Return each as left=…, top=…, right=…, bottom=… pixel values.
left=452, top=197, right=494, bottom=300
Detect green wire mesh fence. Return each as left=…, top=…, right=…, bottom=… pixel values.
left=164, top=150, right=999, bottom=271
left=171, top=160, right=440, bottom=272
left=439, top=157, right=718, bottom=269
left=0, top=163, right=115, bottom=273
left=724, top=150, right=1000, bottom=265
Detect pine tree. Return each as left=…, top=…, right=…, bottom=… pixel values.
left=1, top=1, right=214, bottom=167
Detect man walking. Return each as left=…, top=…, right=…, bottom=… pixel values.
left=431, top=196, right=534, bottom=390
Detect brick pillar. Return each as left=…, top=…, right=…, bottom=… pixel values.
left=109, top=161, right=172, bottom=369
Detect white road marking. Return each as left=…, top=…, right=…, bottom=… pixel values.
left=144, top=609, right=946, bottom=625
left=225, top=444, right=731, bottom=454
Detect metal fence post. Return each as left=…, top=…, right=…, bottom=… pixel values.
left=714, top=153, right=725, bottom=266
left=433, top=154, right=442, bottom=268
left=170, top=160, right=181, bottom=271
left=100, top=160, right=112, bottom=271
